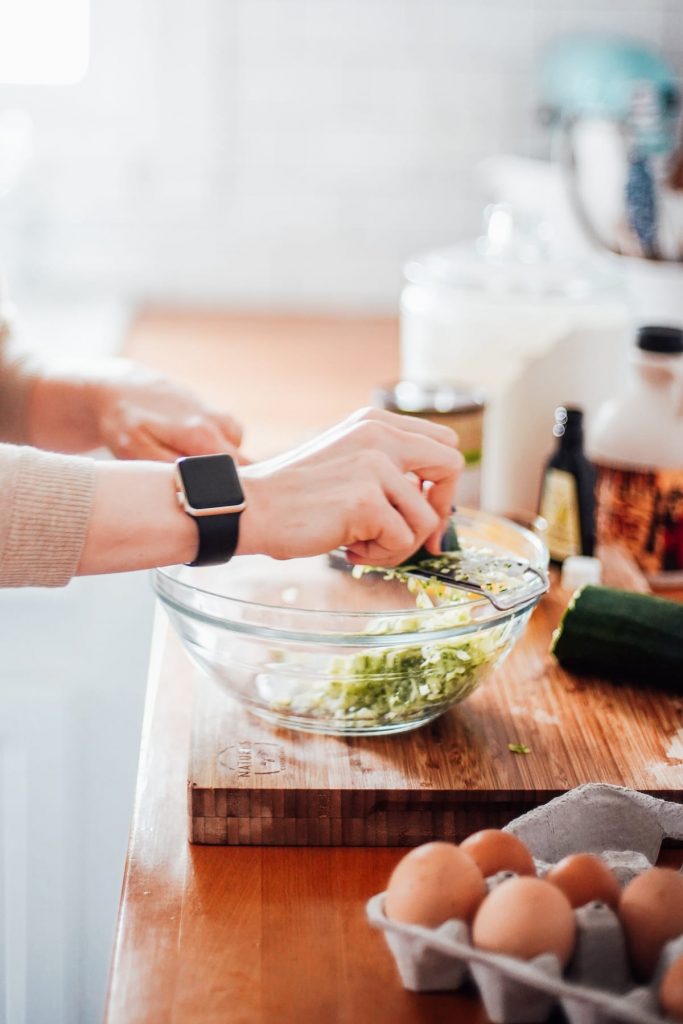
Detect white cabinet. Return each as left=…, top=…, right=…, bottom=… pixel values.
left=0, top=571, right=153, bottom=1024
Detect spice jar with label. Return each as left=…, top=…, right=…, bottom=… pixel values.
left=375, top=381, right=485, bottom=508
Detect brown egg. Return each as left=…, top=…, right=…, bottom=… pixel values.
left=460, top=829, right=536, bottom=878
left=660, top=955, right=683, bottom=1021
left=546, top=853, right=621, bottom=910
left=472, top=876, right=576, bottom=966
left=619, top=868, right=683, bottom=980
left=385, top=841, right=486, bottom=928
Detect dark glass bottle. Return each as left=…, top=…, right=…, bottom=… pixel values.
left=539, top=407, right=596, bottom=563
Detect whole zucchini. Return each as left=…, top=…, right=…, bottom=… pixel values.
left=551, top=585, right=683, bottom=688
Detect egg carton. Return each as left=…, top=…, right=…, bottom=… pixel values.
left=367, top=784, right=683, bottom=1024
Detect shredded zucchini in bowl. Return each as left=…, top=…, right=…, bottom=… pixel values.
left=258, top=588, right=517, bottom=726
left=301, top=619, right=512, bottom=723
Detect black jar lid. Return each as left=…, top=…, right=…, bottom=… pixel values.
left=637, top=325, right=683, bottom=354
left=376, top=380, right=486, bottom=416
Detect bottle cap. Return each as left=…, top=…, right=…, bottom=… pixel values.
left=561, top=555, right=602, bottom=591
left=637, top=326, right=683, bottom=355
left=552, top=406, right=584, bottom=442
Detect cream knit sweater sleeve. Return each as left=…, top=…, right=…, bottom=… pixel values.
left=0, top=312, right=96, bottom=588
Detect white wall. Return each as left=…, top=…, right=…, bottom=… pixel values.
left=0, top=0, right=681, bottom=313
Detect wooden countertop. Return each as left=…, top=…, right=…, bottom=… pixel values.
left=105, top=310, right=682, bottom=1024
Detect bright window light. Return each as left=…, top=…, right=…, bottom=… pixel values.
left=0, top=0, right=89, bottom=84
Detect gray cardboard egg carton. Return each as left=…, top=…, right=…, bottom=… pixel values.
left=367, top=784, right=683, bottom=1024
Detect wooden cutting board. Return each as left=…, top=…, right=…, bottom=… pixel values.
left=187, top=582, right=683, bottom=846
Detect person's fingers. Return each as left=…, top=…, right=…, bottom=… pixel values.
left=261, top=407, right=459, bottom=473
left=213, top=411, right=244, bottom=448
left=383, top=472, right=441, bottom=554
left=431, top=505, right=458, bottom=549
left=346, top=406, right=459, bottom=448
left=345, top=457, right=446, bottom=565
left=425, top=460, right=462, bottom=521
left=339, top=448, right=454, bottom=565
left=106, top=411, right=241, bottom=462
left=345, top=509, right=414, bottom=565
left=344, top=480, right=416, bottom=565
left=147, top=415, right=240, bottom=458
left=97, top=403, right=173, bottom=461
left=109, top=424, right=179, bottom=462
left=343, top=449, right=459, bottom=563
left=350, top=421, right=463, bottom=490
left=397, top=445, right=463, bottom=526
left=212, top=413, right=252, bottom=463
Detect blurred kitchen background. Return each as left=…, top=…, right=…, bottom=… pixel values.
left=1, top=0, right=681, bottom=311
left=1, top=1, right=681, bottom=1022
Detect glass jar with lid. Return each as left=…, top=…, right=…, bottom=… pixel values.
left=399, top=217, right=627, bottom=513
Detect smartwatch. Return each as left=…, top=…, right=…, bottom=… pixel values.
left=175, top=454, right=246, bottom=567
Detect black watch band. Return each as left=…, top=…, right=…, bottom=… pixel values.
left=175, top=454, right=246, bottom=568
left=186, top=507, right=242, bottom=567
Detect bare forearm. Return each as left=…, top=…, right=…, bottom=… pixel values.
left=78, top=460, right=267, bottom=575
left=77, top=409, right=461, bottom=577
left=3, top=408, right=460, bottom=588
left=78, top=461, right=198, bottom=574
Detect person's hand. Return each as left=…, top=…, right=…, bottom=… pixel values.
left=238, top=408, right=463, bottom=566
left=28, top=356, right=245, bottom=461
left=92, top=360, right=244, bottom=461
left=77, top=408, right=463, bottom=579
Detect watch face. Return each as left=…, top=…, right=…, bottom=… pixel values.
left=177, top=454, right=245, bottom=513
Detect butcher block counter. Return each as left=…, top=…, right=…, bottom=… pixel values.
left=105, top=310, right=683, bottom=1024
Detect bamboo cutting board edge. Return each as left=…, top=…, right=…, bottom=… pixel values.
left=186, top=589, right=683, bottom=846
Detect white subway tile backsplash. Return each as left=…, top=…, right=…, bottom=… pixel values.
left=0, top=0, right=678, bottom=310
left=535, top=5, right=667, bottom=50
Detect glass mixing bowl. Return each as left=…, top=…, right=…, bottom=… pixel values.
left=153, top=509, right=548, bottom=736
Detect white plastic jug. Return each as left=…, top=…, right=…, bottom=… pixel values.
left=588, top=325, right=683, bottom=585
left=399, top=236, right=628, bottom=514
